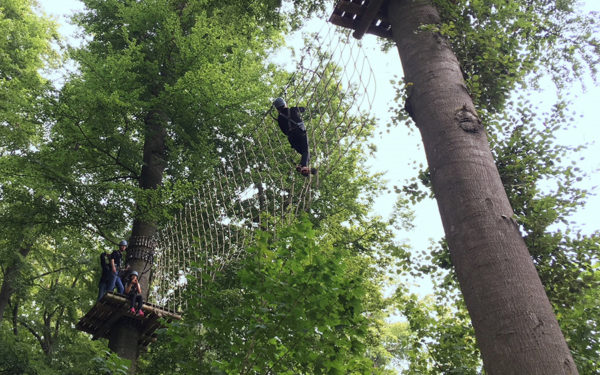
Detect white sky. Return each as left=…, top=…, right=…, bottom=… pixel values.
left=37, top=0, right=600, bottom=295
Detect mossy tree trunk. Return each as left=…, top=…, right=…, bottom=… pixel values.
left=387, top=1, right=578, bottom=374
left=108, top=109, right=167, bottom=371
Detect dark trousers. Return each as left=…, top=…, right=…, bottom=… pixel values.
left=97, top=279, right=109, bottom=301
left=129, top=294, right=143, bottom=311
left=288, top=130, right=310, bottom=167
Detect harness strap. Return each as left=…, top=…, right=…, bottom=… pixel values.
left=280, top=110, right=305, bottom=132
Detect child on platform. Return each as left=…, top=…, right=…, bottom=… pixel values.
left=125, top=271, right=144, bottom=317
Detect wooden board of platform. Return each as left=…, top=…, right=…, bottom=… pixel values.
left=76, top=292, right=181, bottom=348
left=329, top=0, right=392, bottom=39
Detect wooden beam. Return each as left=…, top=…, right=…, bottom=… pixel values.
left=100, top=292, right=181, bottom=319
left=141, top=303, right=182, bottom=320
left=353, top=0, right=386, bottom=39
left=77, top=292, right=182, bottom=347
left=93, top=311, right=125, bottom=340
left=367, top=23, right=393, bottom=39
left=329, top=13, right=356, bottom=30
left=336, top=1, right=363, bottom=15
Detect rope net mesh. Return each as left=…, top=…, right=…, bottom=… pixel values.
left=150, top=23, right=376, bottom=313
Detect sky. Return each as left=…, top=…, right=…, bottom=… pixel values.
left=36, top=0, right=600, bottom=296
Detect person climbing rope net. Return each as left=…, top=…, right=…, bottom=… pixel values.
left=273, top=97, right=316, bottom=177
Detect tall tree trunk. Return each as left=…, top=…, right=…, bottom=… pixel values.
left=387, top=1, right=577, bottom=374
left=0, top=243, right=32, bottom=322
left=108, top=109, right=167, bottom=371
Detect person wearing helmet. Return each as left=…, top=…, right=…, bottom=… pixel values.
left=125, top=270, right=144, bottom=317
left=273, top=97, right=315, bottom=177
left=106, top=240, right=128, bottom=295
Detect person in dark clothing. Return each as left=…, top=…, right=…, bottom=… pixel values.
left=125, top=271, right=144, bottom=317
left=273, top=97, right=314, bottom=176
left=107, top=240, right=127, bottom=294
left=97, top=251, right=111, bottom=301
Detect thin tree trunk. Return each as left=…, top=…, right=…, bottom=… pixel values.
left=387, top=1, right=577, bottom=374
left=0, top=243, right=32, bottom=322
left=108, top=109, right=167, bottom=372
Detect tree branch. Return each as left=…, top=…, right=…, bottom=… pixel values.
left=73, top=121, right=141, bottom=179
left=18, top=318, right=47, bottom=353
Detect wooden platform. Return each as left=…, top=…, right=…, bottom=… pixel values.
left=329, top=0, right=392, bottom=39
left=76, top=292, right=181, bottom=348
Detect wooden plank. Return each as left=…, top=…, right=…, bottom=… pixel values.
left=141, top=304, right=182, bottom=320
left=99, top=292, right=182, bottom=319
left=329, top=14, right=356, bottom=29
left=77, top=292, right=182, bottom=347
left=353, top=0, right=386, bottom=39
left=329, top=0, right=393, bottom=40
left=93, top=311, right=125, bottom=340
left=335, top=1, right=363, bottom=15
left=367, top=24, right=393, bottom=39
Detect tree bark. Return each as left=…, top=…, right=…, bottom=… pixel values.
left=0, top=243, right=32, bottom=323
left=387, top=1, right=577, bottom=374
left=108, top=109, right=167, bottom=371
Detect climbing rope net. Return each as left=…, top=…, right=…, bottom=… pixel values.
left=149, top=22, right=377, bottom=313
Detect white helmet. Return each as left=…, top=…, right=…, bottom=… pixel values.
left=273, top=97, right=286, bottom=108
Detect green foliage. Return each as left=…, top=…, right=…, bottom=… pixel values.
left=46, top=0, right=291, bottom=236
left=2, top=1, right=412, bottom=373
left=91, top=351, right=131, bottom=375
left=0, top=7, right=72, bottom=360
left=432, top=0, right=599, bottom=112
left=0, top=234, right=120, bottom=375
left=388, top=291, right=481, bottom=375
left=0, top=330, right=37, bottom=374
left=557, top=262, right=600, bottom=372
left=142, top=216, right=395, bottom=374
left=12, top=0, right=599, bottom=373
left=0, top=0, right=63, bottom=271
left=389, top=0, right=599, bottom=124
left=490, top=98, right=587, bottom=224
left=0, top=0, right=58, bottom=151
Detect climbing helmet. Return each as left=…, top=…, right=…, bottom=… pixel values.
left=273, top=97, right=286, bottom=109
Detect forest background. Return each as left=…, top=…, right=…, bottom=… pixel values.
left=1, top=0, right=599, bottom=374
